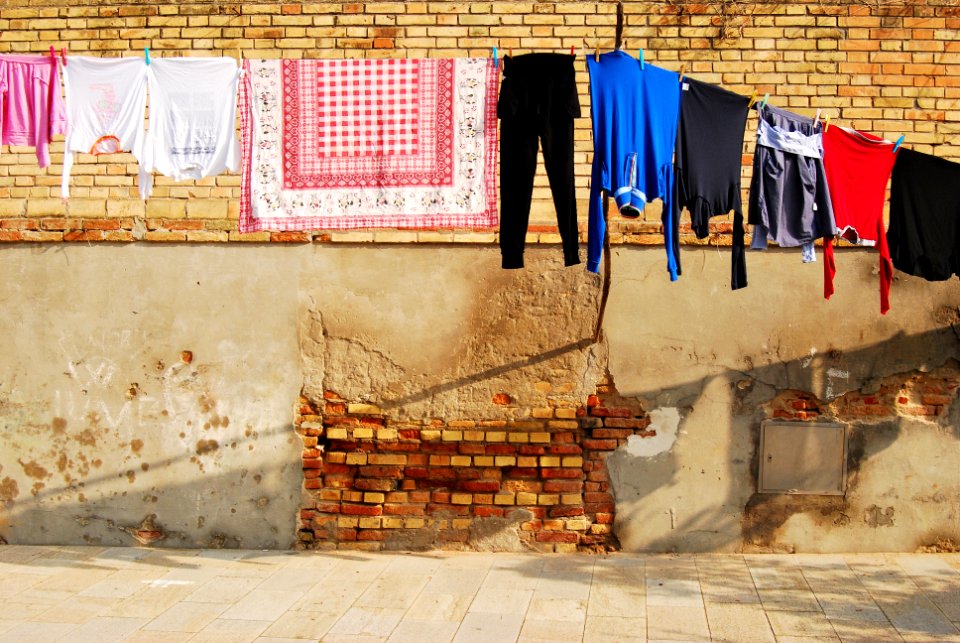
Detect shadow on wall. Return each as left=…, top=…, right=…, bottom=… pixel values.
left=602, top=324, right=960, bottom=554
left=377, top=339, right=597, bottom=410
left=0, top=421, right=301, bottom=550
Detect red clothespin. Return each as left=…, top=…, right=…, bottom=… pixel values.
left=61, top=47, right=67, bottom=66
left=570, top=45, right=575, bottom=56
left=49, top=46, right=56, bottom=62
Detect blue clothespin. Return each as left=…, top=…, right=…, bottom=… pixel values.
left=144, top=47, right=151, bottom=66
left=893, top=134, right=905, bottom=153
left=492, top=46, right=498, bottom=68
left=639, top=49, right=645, bottom=70
left=760, top=93, right=769, bottom=109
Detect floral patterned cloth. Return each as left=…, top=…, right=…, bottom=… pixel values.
left=239, top=57, right=498, bottom=232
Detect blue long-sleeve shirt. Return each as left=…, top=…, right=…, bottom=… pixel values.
left=586, top=52, right=681, bottom=279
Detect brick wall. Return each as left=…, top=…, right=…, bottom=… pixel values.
left=295, top=383, right=656, bottom=551
left=2, top=1, right=959, bottom=246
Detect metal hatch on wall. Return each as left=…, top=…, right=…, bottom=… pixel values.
left=758, top=421, right=848, bottom=495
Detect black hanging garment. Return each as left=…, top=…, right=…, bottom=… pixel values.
left=673, top=77, right=750, bottom=289
left=888, top=148, right=960, bottom=281
left=497, top=53, right=581, bottom=269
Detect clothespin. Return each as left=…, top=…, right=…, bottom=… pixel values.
left=594, top=29, right=600, bottom=62
left=824, top=113, right=831, bottom=131
left=509, top=47, right=513, bottom=58
left=492, top=46, right=498, bottom=68
left=814, top=108, right=822, bottom=126
left=639, top=49, right=645, bottom=70
left=747, top=90, right=758, bottom=109
left=893, top=134, right=905, bottom=153
left=570, top=45, right=575, bottom=56
left=678, top=63, right=686, bottom=82
left=49, top=46, right=56, bottom=62
left=144, top=47, right=151, bottom=66
left=760, top=93, right=769, bottom=109
left=60, top=47, right=67, bottom=66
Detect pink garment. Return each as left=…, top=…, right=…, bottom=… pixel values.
left=0, top=54, right=67, bottom=168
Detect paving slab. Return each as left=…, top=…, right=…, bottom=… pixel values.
left=0, top=546, right=958, bottom=642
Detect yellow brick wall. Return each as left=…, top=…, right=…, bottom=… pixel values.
left=1, top=1, right=959, bottom=245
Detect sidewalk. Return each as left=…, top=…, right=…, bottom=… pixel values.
left=0, top=546, right=958, bottom=642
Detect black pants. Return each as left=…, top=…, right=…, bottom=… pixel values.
left=498, top=54, right=581, bottom=269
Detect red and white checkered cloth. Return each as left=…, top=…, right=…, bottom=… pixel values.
left=240, top=57, right=498, bottom=231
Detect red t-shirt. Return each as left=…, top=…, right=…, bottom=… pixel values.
left=822, top=126, right=897, bottom=314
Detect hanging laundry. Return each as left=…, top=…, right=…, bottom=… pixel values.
left=674, top=77, right=750, bottom=289
left=239, top=57, right=498, bottom=231
left=0, top=53, right=67, bottom=168
left=887, top=148, right=960, bottom=281
left=822, top=126, right=897, bottom=314
left=498, top=53, right=581, bottom=269
left=586, top=52, right=680, bottom=279
left=141, top=57, right=242, bottom=200
left=748, top=105, right=835, bottom=263
left=61, top=56, right=148, bottom=198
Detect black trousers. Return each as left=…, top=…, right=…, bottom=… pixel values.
left=498, top=54, right=581, bottom=269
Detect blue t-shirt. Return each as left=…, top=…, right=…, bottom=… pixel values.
left=586, top=51, right=681, bottom=279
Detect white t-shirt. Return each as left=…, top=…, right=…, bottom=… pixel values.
left=141, top=57, right=241, bottom=199
left=61, top=56, right=148, bottom=198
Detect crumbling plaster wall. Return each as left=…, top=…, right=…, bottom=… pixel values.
left=1, top=242, right=958, bottom=552
left=604, top=247, right=960, bottom=553
left=299, top=245, right=606, bottom=420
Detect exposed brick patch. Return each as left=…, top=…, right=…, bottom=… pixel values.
left=768, top=367, right=960, bottom=424
left=295, top=384, right=655, bottom=552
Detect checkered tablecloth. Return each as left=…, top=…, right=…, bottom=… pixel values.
left=239, top=57, right=498, bottom=231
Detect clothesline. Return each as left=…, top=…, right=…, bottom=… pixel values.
left=0, top=50, right=956, bottom=319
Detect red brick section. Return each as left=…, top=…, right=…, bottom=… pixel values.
left=294, top=382, right=655, bottom=552
left=768, top=370, right=960, bottom=423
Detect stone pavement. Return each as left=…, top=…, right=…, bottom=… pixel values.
left=0, top=546, right=959, bottom=642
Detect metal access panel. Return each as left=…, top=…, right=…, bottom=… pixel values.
left=758, top=421, right=847, bottom=495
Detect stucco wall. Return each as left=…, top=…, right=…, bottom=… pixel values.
left=1, top=244, right=957, bottom=552
left=0, top=245, right=304, bottom=547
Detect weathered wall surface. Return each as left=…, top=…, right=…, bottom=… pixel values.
left=0, top=244, right=958, bottom=551
left=604, top=247, right=960, bottom=553
left=0, top=245, right=304, bottom=547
